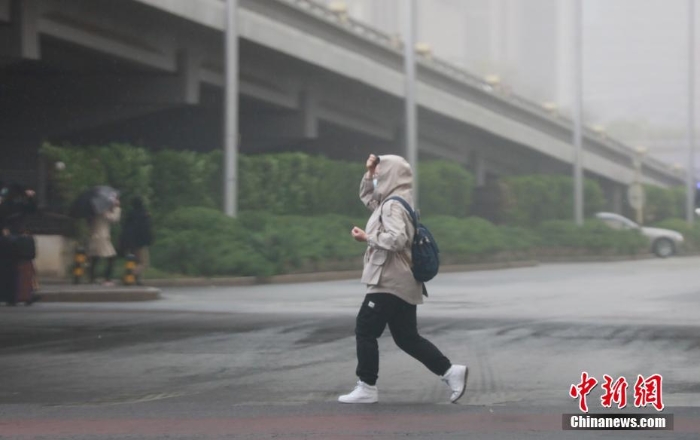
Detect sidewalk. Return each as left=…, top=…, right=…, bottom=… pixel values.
left=36, top=260, right=538, bottom=302
left=35, top=253, right=670, bottom=303
left=38, top=284, right=161, bottom=302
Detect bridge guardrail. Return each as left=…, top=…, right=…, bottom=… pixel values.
left=243, top=0, right=683, bottom=181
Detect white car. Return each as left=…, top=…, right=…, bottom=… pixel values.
left=595, top=212, right=684, bottom=258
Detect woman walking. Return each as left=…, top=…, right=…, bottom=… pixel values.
left=338, top=154, right=468, bottom=404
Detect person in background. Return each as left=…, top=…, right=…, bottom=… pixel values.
left=88, top=197, right=121, bottom=286
left=0, top=180, right=13, bottom=305
left=0, top=183, right=37, bottom=235
left=0, top=227, right=18, bottom=306
left=120, top=196, right=153, bottom=285
left=0, top=182, right=37, bottom=306
left=14, top=225, right=39, bottom=305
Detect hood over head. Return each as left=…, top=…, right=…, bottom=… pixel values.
left=372, top=155, right=413, bottom=203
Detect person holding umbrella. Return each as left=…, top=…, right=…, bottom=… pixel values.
left=85, top=189, right=121, bottom=286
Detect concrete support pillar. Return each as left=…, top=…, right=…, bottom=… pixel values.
left=0, top=0, right=39, bottom=60
left=300, top=90, right=319, bottom=138
left=610, top=183, right=624, bottom=215
left=176, top=50, right=202, bottom=106
left=0, top=0, right=10, bottom=22
left=389, top=125, right=406, bottom=156
left=473, top=151, right=487, bottom=187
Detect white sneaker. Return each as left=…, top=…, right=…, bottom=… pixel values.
left=442, top=365, right=468, bottom=403
left=338, top=381, right=378, bottom=404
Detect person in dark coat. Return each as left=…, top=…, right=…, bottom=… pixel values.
left=0, top=180, right=13, bottom=305
left=13, top=225, right=39, bottom=305
left=0, top=182, right=36, bottom=306
left=120, top=197, right=153, bottom=285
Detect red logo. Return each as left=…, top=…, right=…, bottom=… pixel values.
left=570, top=373, right=664, bottom=412
left=569, top=372, right=598, bottom=413
left=634, top=374, right=664, bottom=411
left=601, top=375, right=628, bottom=409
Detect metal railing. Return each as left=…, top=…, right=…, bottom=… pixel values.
left=271, top=5, right=607, bottom=128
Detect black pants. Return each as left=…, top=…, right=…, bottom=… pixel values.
left=355, top=293, right=451, bottom=386
left=89, top=257, right=114, bottom=282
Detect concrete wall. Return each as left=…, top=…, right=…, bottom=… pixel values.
left=35, top=235, right=74, bottom=278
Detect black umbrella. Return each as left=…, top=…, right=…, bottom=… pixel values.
left=69, top=186, right=119, bottom=219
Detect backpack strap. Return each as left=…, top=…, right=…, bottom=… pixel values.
left=386, top=196, right=428, bottom=295
left=385, top=196, right=418, bottom=229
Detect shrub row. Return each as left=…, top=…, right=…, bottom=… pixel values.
left=151, top=208, right=650, bottom=277
left=40, top=144, right=475, bottom=219
left=499, top=175, right=606, bottom=227
left=643, top=185, right=687, bottom=224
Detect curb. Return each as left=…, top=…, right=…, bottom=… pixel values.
left=536, top=254, right=656, bottom=263
left=38, top=287, right=161, bottom=302
left=441, top=260, right=539, bottom=273
left=133, top=260, right=541, bottom=287
left=40, top=261, right=540, bottom=289
left=38, top=252, right=696, bottom=294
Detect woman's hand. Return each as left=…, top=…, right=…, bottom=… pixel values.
left=351, top=226, right=368, bottom=242
left=365, top=154, right=378, bottom=176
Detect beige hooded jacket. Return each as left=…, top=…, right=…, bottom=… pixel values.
left=359, top=155, right=423, bottom=305
left=87, top=206, right=121, bottom=258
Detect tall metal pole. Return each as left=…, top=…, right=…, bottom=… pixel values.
left=224, top=0, right=239, bottom=217
left=404, top=0, right=418, bottom=208
left=572, top=0, right=584, bottom=226
left=687, top=0, right=696, bottom=225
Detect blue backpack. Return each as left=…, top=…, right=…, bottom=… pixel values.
left=385, top=196, right=440, bottom=284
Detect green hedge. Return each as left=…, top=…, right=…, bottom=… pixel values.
left=500, top=175, right=606, bottom=227
left=152, top=208, right=273, bottom=277
left=152, top=208, right=368, bottom=277
left=643, top=185, right=687, bottom=224
left=206, top=152, right=474, bottom=218
left=41, top=145, right=474, bottom=219
left=41, top=143, right=152, bottom=212
left=151, top=150, right=219, bottom=215
left=40, top=143, right=681, bottom=278
left=150, top=208, right=649, bottom=277
left=418, top=162, right=474, bottom=217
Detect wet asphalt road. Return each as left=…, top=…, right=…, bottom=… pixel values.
left=1, top=258, right=700, bottom=439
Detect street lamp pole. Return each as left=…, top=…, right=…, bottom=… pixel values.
left=404, top=0, right=418, bottom=208
left=572, top=0, right=584, bottom=226
left=632, top=147, right=648, bottom=225
left=687, top=0, right=696, bottom=225
left=224, top=0, right=239, bottom=217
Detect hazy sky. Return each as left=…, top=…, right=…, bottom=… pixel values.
left=583, top=0, right=693, bottom=127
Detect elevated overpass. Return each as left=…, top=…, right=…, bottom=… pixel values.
left=0, top=0, right=686, bottom=212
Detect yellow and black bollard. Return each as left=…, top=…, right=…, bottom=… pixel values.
left=72, top=247, right=87, bottom=284
left=122, top=253, right=137, bottom=286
